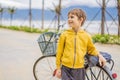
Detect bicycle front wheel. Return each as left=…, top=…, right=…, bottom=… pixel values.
left=85, top=65, right=114, bottom=80
left=33, top=55, right=61, bottom=80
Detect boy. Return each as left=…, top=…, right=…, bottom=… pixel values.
left=55, top=8, right=106, bottom=80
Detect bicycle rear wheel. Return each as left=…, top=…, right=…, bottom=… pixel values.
left=85, top=65, right=114, bottom=80
left=33, top=55, right=114, bottom=80
left=33, top=55, right=60, bottom=80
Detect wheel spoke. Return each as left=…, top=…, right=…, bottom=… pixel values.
left=33, top=56, right=61, bottom=80
left=85, top=66, right=112, bottom=80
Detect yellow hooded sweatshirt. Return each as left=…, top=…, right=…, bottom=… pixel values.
left=56, top=29, right=99, bottom=69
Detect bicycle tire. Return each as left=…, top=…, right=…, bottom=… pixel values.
left=85, top=65, right=114, bottom=80
left=33, top=55, right=114, bottom=80
left=33, top=55, right=61, bottom=80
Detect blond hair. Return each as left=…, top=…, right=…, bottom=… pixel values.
left=68, top=8, right=86, bottom=26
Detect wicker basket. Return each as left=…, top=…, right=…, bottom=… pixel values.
left=37, top=32, right=57, bottom=56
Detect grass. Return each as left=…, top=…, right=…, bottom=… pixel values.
left=0, top=25, right=49, bottom=33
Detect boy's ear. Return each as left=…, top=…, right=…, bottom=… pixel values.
left=80, top=17, right=83, bottom=24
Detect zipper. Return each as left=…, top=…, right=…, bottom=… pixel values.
left=73, top=32, right=77, bottom=68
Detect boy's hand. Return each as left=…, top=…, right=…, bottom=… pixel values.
left=98, top=54, right=106, bottom=67
left=54, top=69, right=61, bottom=79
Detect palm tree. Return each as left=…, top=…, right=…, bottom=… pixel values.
left=8, top=7, right=16, bottom=26
left=48, top=0, right=62, bottom=30
left=29, top=0, right=32, bottom=31
left=0, top=7, right=4, bottom=25
left=58, top=0, right=62, bottom=28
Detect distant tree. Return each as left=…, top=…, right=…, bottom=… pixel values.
left=48, top=0, right=62, bottom=30
left=0, top=7, right=4, bottom=25
left=8, top=7, right=16, bottom=26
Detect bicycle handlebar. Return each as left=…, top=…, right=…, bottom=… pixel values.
left=57, top=22, right=66, bottom=32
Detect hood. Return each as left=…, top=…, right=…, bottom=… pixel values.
left=65, top=28, right=85, bottom=35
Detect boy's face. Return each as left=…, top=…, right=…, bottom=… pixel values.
left=68, top=13, right=82, bottom=29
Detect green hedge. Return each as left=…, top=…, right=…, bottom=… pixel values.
left=92, top=34, right=120, bottom=45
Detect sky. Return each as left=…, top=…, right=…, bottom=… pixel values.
left=0, top=0, right=117, bottom=9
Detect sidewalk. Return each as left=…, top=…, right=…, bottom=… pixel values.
left=0, top=28, right=120, bottom=80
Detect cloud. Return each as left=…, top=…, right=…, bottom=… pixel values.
left=64, top=0, right=117, bottom=8
left=32, top=0, right=117, bottom=9
left=0, top=0, right=117, bottom=9
left=0, top=0, right=27, bottom=8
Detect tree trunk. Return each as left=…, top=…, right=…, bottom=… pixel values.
left=101, top=0, right=106, bottom=35
left=29, top=0, right=32, bottom=31
left=117, top=0, right=120, bottom=36
left=0, top=8, right=3, bottom=25
left=41, top=0, right=44, bottom=29
left=10, top=14, right=13, bottom=26
left=0, top=12, right=3, bottom=25
left=57, top=0, right=61, bottom=30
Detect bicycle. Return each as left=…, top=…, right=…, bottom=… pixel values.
left=33, top=24, right=117, bottom=80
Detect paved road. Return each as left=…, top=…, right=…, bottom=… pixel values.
left=0, top=29, right=41, bottom=80
left=0, top=28, right=120, bottom=80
